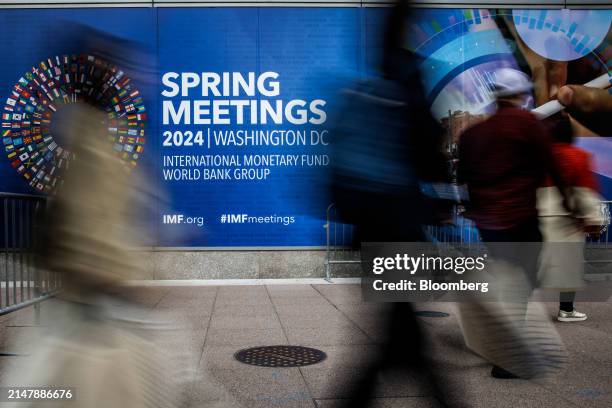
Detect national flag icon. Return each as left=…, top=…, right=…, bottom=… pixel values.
left=137, top=113, right=147, bottom=121
left=6, top=98, right=16, bottom=106
left=1, top=113, right=10, bottom=120
left=2, top=130, right=10, bottom=137
left=2, top=137, right=11, bottom=145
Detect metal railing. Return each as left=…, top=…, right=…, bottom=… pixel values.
left=325, top=201, right=612, bottom=279
left=324, top=204, right=360, bottom=281
left=0, top=192, right=57, bottom=317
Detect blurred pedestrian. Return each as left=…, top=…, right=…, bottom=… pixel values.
left=457, top=68, right=567, bottom=379
left=537, top=114, right=606, bottom=322
left=330, top=1, right=451, bottom=406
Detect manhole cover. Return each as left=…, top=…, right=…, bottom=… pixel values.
left=235, top=345, right=327, bottom=367
left=415, top=311, right=449, bottom=318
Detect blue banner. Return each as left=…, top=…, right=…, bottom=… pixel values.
left=0, top=7, right=610, bottom=247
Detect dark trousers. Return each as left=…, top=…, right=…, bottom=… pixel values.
left=560, top=292, right=575, bottom=312
left=339, top=302, right=446, bottom=408
left=479, top=217, right=543, bottom=293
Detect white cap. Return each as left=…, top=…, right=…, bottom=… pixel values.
left=491, top=68, right=533, bottom=98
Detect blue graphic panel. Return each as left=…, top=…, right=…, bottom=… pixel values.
left=0, top=8, right=156, bottom=195
left=157, top=8, right=360, bottom=246
left=513, top=9, right=612, bottom=61
left=0, top=7, right=610, bottom=247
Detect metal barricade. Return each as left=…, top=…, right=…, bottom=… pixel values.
left=0, top=192, right=56, bottom=317
left=424, top=208, right=480, bottom=245
left=584, top=200, right=612, bottom=271
left=324, top=204, right=360, bottom=281
left=324, top=201, right=612, bottom=278
left=324, top=204, right=480, bottom=280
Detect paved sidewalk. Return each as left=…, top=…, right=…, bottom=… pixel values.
left=0, top=283, right=610, bottom=407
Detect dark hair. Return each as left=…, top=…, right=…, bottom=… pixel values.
left=550, top=115, right=574, bottom=144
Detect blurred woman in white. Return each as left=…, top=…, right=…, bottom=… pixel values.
left=538, top=114, right=606, bottom=322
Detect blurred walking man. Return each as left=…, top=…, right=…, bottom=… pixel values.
left=457, top=68, right=567, bottom=379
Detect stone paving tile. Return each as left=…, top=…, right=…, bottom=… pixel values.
left=312, top=285, right=364, bottom=305
left=213, top=303, right=277, bottom=317
left=554, top=323, right=612, bottom=363
left=200, top=345, right=254, bottom=371
left=279, top=315, right=359, bottom=330
left=155, top=294, right=216, bottom=310
left=0, top=325, right=44, bottom=355
left=165, top=286, right=218, bottom=298
left=158, top=312, right=211, bottom=331
left=205, top=327, right=288, bottom=347
left=314, top=397, right=441, bottom=408
left=537, top=354, right=612, bottom=408
left=303, top=345, right=381, bottom=370
left=271, top=296, right=334, bottom=306
left=154, top=328, right=207, bottom=372
left=267, top=285, right=321, bottom=296
left=111, top=286, right=172, bottom=308
left=434, top=361, right=582, bottom=408
left=285, top=326, right=372, bottom=346
left=217, top=286, right=269, bottom=296
left=206, top=366, right=315, bottom=408
left=301, top=366, right=427, bottom=399
left=215, top=293, right=272, bottom=307
left=209, top=314, right=282, bottom=330
left=274, top=304, right=341, bottom=318
left=0, top=286, right=609, bottom=408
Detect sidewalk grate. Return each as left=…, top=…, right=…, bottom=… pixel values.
left=235, top=345, right=327, bottom=368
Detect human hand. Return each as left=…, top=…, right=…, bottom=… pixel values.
left=557, top=85, right=612, bottom=135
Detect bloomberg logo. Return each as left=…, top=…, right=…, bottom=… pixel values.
left=162, top=214, right=205, bottom=227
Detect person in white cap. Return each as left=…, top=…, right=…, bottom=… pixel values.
left=457, top=68, right=568, bottom=379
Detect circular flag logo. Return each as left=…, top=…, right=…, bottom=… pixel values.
left=1, top=54, right=146, bottom=193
